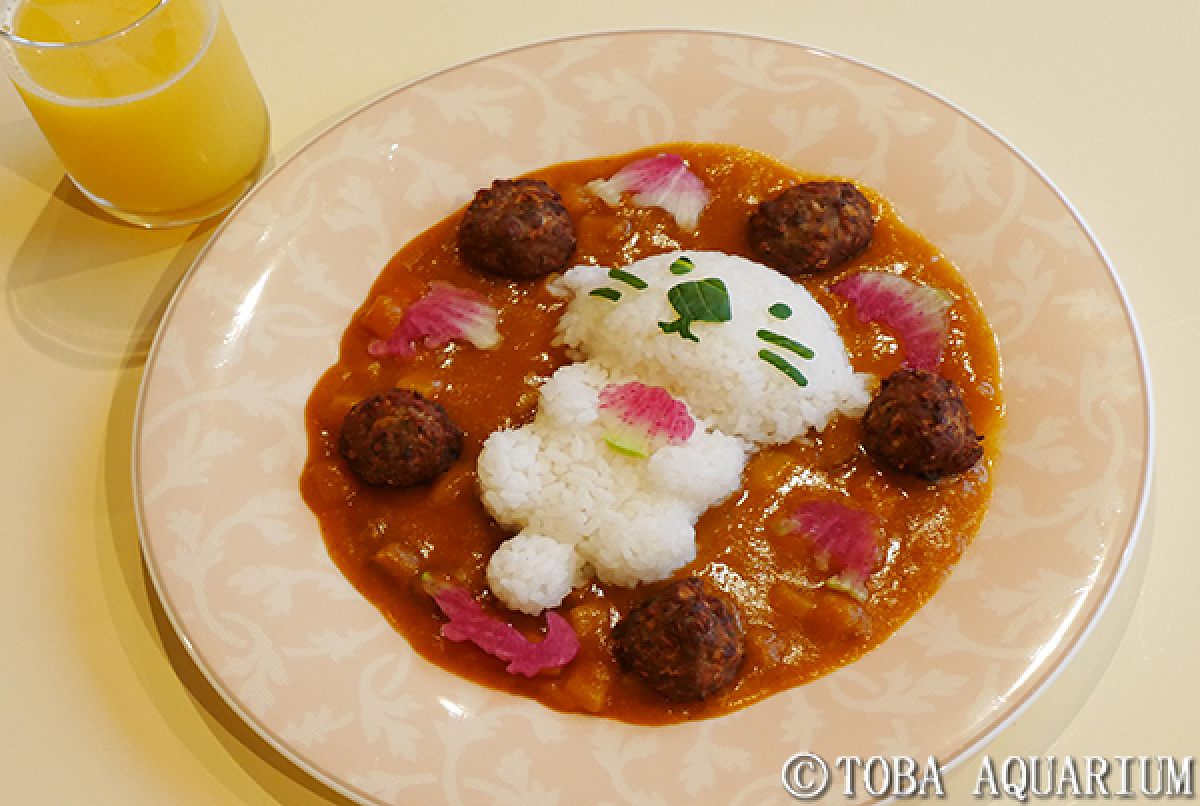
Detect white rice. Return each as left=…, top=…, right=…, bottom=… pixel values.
left=552, top=250, right=870, bottom=444
left=480, top=362, right=748, bottom=615
left=481, top=251, right=870, bottom=614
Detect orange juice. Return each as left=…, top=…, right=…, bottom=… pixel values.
left=2, top=0, right=268, bottom=226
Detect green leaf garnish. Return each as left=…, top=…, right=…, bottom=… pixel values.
left=658, top=277, right=732, bottom=342
left=758, top=348, right=809, bottom=386
left=756, top=329, right=815, bottom=359
left=669, top=255, right=696, bottom=275
left=768, top=302, right=792, bottom=320
left=604, top=434, right=650, bottom=459
left=589, top=287, right=622, bottom=301
left=608, top=268, right=648, bottom=290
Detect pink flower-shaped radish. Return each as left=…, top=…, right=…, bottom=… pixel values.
left=368, top=282, right=500, bottom=357
left=598, top=381, right=696, bottom=458
left=830, top=271, right=952, bottom=371
left=778, top=500, right=880, bottom=601
left=424, top=577, right=579, bottom=677
left=587, top=153, right=711, bottom=231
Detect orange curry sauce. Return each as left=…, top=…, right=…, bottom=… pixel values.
left=299, top=143, right=1004, bottom=724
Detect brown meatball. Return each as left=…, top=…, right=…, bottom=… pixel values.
left=338, top=389, right=463, bottom=487
left=747, top=180, right=874, bottom=275
left=612, top=577, right=745, bottom=702
left=457, top=178, right=577, bottom=279
left=861, top=368, right=983, bottom=481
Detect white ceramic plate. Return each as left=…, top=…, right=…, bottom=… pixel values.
left=134, top=30, right=1152, bottom=806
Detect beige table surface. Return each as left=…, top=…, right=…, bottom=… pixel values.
left=1, top=1, right=1193, bottom=803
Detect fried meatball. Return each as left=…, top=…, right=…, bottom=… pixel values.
left=612, top=577, right=745, bottom=702
left=457, top=178, right=577, bottom=279
left=747, top=180, right=874, bottom=276
left=861, top=368, right=983, bottom=481
left=338, top=389, right=463, bottom=487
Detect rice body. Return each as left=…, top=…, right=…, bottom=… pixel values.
left=482, top=251, right=870, bottom=614
left=480, top=362, right=748, bottom=615
left=553, top=250, right=870, bottom=443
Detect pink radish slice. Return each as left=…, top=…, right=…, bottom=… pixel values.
left=369, top=282, right=500, bottom=357
left=598, top=381, right=696, bottom=458
left=587, top=153, right=711, bottom=231
left=424, top=577, right=579, bottom=677
left=830, top=271, right=951, bottom=371
left=778, top=500, right=880, bottom=601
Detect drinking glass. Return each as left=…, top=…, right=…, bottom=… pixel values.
left=0, top=0, right=270, bottom=227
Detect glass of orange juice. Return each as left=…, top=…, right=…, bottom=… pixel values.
left=0, top=0, right=269, bottom=227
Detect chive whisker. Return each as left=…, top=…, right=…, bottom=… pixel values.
left=758, top=349, right=809, bottom=386
left=756, top=329, right=815, bottom=359
left=608, top=268, right=648, bottom=289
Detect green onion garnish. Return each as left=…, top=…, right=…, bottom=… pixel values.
left=759, top=349, right=809, bottom=386
left=669, top=255, right=696, bottom=275
left=768, top=302, right=792, bottom=320
left=608, top=268, right=648, bottom=290
left=590, top=287, right=622, bottom=301
left=756, top=329, right=815, bottom=359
